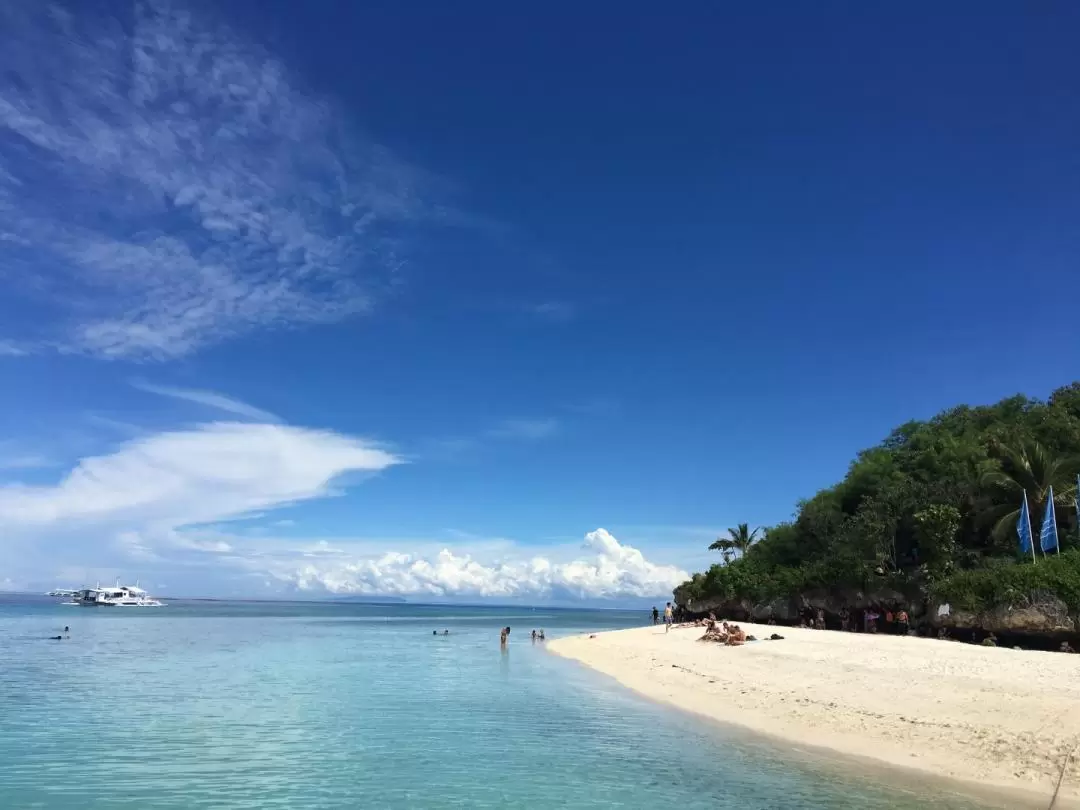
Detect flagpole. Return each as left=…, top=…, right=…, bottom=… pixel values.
left=1052, top=486, right=1060, bottom=555
left=1039, top=486, right=1060, bottom=557
left=1075, top=473, right=1080, bottom=551
left=1024, top=491, right=1036, bottom=563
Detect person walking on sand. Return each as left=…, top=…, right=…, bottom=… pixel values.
left=663, top=602, right=673, bottom=633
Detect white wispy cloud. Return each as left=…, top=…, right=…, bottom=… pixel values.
left=0, top=340, right=30, bottom=357
left=487, top=418, right=561, bottom=441
left=0, top=422, right=400, bottom=526
left=529, top=300, right=577, bottom=323
left=132, top=381, right=280, bottom=423
left=0, top=453, right=53, bottom=470
left=0, top=1, right=441, bottom=359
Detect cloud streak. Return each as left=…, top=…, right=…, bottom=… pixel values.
left=0, top=422, right=400, bottom=527
left=0, top=0, right=440, bottom=359
left=529, top=300, right=577, bottom=323
left=132, top=381, right=280, bottom=423
left=487, top=418, right=560, bottom=441
left=0, top=340, right=30, bottom=357
left=0, top=454, right=53, bottom=471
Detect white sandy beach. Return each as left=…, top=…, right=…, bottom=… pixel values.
left=550, top=624, right=1080, bottom=808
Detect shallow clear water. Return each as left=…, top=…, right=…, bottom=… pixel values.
left=0, top=596, right=988, bottom=809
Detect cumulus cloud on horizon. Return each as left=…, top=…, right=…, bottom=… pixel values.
left=281, top=529, right=688, bottom=600
left=0, top=0, right=442, bottom=359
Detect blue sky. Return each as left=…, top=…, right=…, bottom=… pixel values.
left=1, top=1, right=1078, bottom=600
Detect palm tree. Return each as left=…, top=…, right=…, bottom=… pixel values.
left=709, top=523, right=762, bottom=560
left=979, top=441, right=1079, bottom=543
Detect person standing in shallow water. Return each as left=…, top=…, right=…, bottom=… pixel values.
left=651, top=606, right=659, bottom=625
left=500, top=626, right=510, bottom=646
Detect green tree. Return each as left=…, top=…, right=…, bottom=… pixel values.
left=979, top=441, right=1079, bottom=546
left=914, top=504, right=961, bottom=579
left=709, top=523, right=762, bottom=559
left=677, top=384, right=1080, bottom=615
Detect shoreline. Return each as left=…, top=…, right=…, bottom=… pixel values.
left=549, top=623, right=1080, bottom=809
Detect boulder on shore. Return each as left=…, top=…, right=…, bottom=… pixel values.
left=929, top=595, right=1076, bottom=637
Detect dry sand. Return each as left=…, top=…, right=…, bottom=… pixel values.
left=549, top=623, right=1080, bottom=808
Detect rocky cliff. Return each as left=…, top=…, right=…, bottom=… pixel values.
left=674, top=584, right=1080, bottom=643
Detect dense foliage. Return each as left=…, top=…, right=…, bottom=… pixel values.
left=678, top=384, right=1080, bottom=613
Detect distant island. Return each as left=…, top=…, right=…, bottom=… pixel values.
left=326, top=595, right=408, bottom=604
left=675, top=382, right=1080, bottom=644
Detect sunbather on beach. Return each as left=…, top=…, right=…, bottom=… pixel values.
left=726, top=625, right=747, bottom=646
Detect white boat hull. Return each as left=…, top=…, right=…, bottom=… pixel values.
left=73, top=584, right=165, bottom=607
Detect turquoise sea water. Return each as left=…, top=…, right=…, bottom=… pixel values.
left=0, top=596, right=989, bottom=809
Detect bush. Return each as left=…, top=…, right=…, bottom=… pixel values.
left=928, top=549, right=1080, bottom=613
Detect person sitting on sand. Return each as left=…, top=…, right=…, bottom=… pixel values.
left=726, top=625, right=747, bottom=646
left=699, top=618, right=728, bottom=643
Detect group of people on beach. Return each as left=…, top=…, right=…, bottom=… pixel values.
left=651, top=603, right=675, bottom=631
left=499, top=627, right=545, bottom=645
left=699, top=617, right=750, bottom=646
left=792, top=607, right=910, bottom=634
left=664, top=606, right=1080, bottom=653
left=431, top=626, right=545, bottom=645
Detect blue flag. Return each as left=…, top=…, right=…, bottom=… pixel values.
left=1041, top=486, right=1059, bottom=554
left=1017, top=490, right=1034, bottom=556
